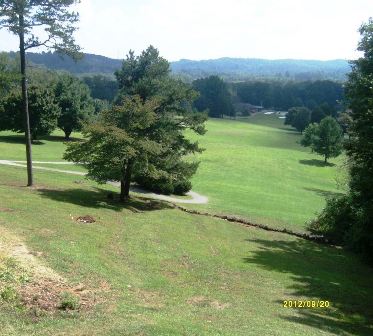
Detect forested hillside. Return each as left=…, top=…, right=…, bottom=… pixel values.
left=172, top=58, right=350, bottom=81
left=5, top=51, right=350, bottom=81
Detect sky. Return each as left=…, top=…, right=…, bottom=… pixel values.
left=0, top=0, right=371, bottom=61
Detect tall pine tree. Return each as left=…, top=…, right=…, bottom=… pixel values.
left=0, top=0, right=80, bottom=186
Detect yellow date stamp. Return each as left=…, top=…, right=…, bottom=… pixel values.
left=283, top=300, right=330, bottom=308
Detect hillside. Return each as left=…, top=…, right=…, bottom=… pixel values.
left=5, top=51, right=351, bottom=81
left=172, top=58, right=350, bottom=81
left=1, top=115, right=372, bottom=335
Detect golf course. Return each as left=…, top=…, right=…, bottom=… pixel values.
left=1, top=114, right=372, bottom=336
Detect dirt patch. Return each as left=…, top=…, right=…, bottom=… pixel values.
left=0, top=207, right=14, bottom=213
left=187, top=296, right=230, bottom=310
left=76, top=215, right=96, bottom=224
left=19, top=279, right=93, bottom=314
left=0, top=226, right=95, bottom=315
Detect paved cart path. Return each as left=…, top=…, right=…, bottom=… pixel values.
left=0, top=160, right=208, bottom=204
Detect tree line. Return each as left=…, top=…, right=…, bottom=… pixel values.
left=190, top=76, right=345, bottom=120
left=0, top=57, right=103, bottom=141
left=308, top=19, right=373, bottom=263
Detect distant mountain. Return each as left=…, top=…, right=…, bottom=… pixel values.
left=8, top=51, right=122, bottom=76
left=6, top=51, right=351, bottom=81
left=171, top=58, right=351, bottom=81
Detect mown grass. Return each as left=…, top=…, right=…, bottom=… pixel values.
left=0, top=166, right=372, bottom=335
left=188, top=114, right=347, bottom=231
left=0, top=114, right=346, bottom=232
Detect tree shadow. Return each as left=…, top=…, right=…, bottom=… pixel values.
left=279, top=127, right=300, bottom=133
left=37, top=187, right=173, bottom=212
left=0, top=134, right=27, bottom=145
left=0, top=134, right=80, bottom=145
left=299, top=159, right=336, bottom=167
left=304, top=187, right=345, bottom=199
left=41, top=135, right=81, bottom=143
left=244, top=239, right=373, bottom=335
left=0, top=134, right=48, bottom=145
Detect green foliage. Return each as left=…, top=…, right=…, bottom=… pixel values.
left=344, top=18, right=373, bottom=261
left=309, top=19, right=373, bottom=263
left=337, top=112, right=352, bottom=134
left=193, top=76, right=235, bottom=118
left=235, top=80, right=344, bottom=111
left=308, top=195, right=354, bottom=243
left=64, top=95, right=160, bottom=199
left=0, top=52, right=19, bottom=99
left=54, top=73, right=95, bottom=139
left=301, top=117, right=343, bottom=163
left=300, top=122, right=318, bottom=148
left=0, top=85, right=60, bottom=140
left=112, top=46, right=206, bottom=196
left=59, top=291, right=80, bottom=311
left=285, top=107, right=311, bottom=133
left=83, top=74, right=118, bottom=101
left=0, top=1, right=81, bottom=56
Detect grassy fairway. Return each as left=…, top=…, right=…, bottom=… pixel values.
left=0, top=115, right=345, bottom=232
left=188, top=114, right=346, bottom=231
left=0, top=166, right=373, bottom=335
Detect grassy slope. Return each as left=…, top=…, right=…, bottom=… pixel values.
left=0, top=115, right=345, bottom=232
left=188, top=114, right=346, bottom=230
left=0, top=166, right=372, bottom=336
left=0, top=117, right=372, bottom=335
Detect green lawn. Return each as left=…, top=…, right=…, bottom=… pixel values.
left=188, top=114, right=346, bottom=231
left=0, top=166, right=372, bottom=336
left=0, top=118, right=372, bottom=335
left=0, top=114, right=346, bottom=233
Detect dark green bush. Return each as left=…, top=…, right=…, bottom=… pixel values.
left=173, top=179, right=192, bottom=195
left=308, top=195, right=354, bottom=244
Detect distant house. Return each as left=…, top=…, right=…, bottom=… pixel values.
left=234, top=103, right=264, bottom=115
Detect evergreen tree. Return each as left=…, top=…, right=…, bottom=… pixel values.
left=64, top=95, right=160, bottom=201
left=65, top=47, right=207, bottom=199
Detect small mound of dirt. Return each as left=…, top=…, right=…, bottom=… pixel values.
left=76, top=215, right=96, bottom=224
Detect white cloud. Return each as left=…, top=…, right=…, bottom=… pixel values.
left=0, top=0, right=370, bottom=60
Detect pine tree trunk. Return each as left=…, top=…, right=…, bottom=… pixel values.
left=19, top=13, right=33, bottom=187
left=324, top=155, right=328, bottom=164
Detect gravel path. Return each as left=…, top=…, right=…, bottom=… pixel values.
left=0, top=160, right=208, bottom=205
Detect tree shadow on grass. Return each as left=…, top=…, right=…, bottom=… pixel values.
left=304, top=188, right=345, bottom=199
left=41, top=135, right=81, bottom=143
left=0, top=134, right=45, bottom=145
left=299, top=159, right=336, bottom=167
left=37, top=187, right=173, bottom=212
left=244, top=239, right=373, bottom=335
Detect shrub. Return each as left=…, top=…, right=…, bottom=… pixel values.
left=308, top=195, right=353, bottom=244
left=173, top=179, right=192, bottom=195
